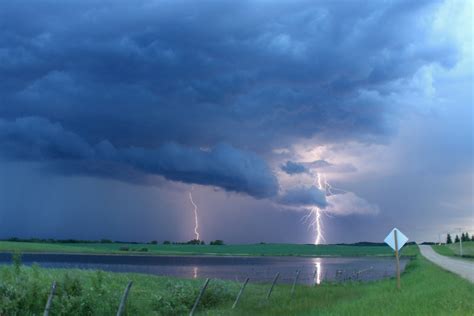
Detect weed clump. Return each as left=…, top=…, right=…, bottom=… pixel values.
left=151, top=279, right=235, bottom=314
left=0, top=267, right=122, bottom=315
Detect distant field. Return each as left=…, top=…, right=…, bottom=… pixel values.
left=1, top=245, right=473, bottom=315
left=0, top=241, right=418, bottom=257
left=432, top=241, right=474, bottom=260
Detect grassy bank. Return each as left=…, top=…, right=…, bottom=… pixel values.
left=0, top=241, right=418, bottom=257
left=432, top=241, right=474, bottom=260
left=1, top=245, right=473, bottom=315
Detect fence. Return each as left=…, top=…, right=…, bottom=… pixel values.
left=36, top=265, right=375, bottom=315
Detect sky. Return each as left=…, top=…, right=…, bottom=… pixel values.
left=0, top=0, right=472, bottom=244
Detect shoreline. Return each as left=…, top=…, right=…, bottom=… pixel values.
left=0, top=250, right=401, bottom=259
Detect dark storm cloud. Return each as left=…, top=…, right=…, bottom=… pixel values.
left=0, top=117, right=278, bottom=198
left=118, top=143, right=278, bottom=198
left=0, top=0, right=457, bottom=196
left=278, top=186, right=327, bottom=208
left=281, top=161, right=308, bottom=175
left=0, top=1, right=471, bottom=244
left=0, top=0, right=455, bottom=145
left=281, top=160, right=357, bottom=175
left=0, top=116, right=93, bottom=160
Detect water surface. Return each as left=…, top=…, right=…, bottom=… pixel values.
left=0, top=253, right=409, bottom=284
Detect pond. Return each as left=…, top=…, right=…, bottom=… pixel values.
left=0, top=253, right=409, bottom=285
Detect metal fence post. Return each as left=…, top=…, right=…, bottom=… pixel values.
left=43, top=281, right=56, bottom=316
left=290, top=270, right=300, bottom=298
left=266, top=272, right=280, bottom=299
left=190, top=278, right=210, bottom=316
left=116, top=281, right=133, bottom=316
left=232, top=277, right=250, bottom=309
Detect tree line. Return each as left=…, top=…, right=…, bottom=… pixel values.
left=3, top=237, right=225, bottom=245
left=446, top=232, right=473, bottom=244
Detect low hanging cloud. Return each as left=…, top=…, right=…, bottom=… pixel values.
left=281, top=160, right=357, bottom=175
left=277, top=186, right=327, bottom=208
left=326, top=192, right=380, bottom=216
left=0, top=116, right=94, bottom=160
left=117, top=143, right=278, bottom=198
left=0, top=117, right=278, bottom=198
left=281, top=161, right=308, bottom=175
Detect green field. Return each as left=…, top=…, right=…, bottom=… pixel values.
left=1, top=245, right=473, bottom=315
left=0, top=241, right=418, bottom=257
left=432, top=241, right=474, bottom=259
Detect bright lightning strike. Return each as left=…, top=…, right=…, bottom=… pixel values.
left=305, top=173, right=343, bottom=245
left=188, top=189, right=200, bottom=241
left=313, top=174, right=325, bottom=245
left=312, top=206, right=323, bottom=245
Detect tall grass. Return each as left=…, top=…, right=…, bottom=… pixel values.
left=0, top=263, right=238, bottom=315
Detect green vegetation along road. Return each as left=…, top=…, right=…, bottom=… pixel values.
left=0, top=241, right=418, bottom=257
left=432, top=241, right=474, bottom=260
left=0, top=245, right=473, bottom=315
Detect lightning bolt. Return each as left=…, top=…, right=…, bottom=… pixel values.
left=302, top=206, right=324, bottom=245
left=188, top=189, right=200, bottom=241
left=304, top=173, right=344, bottom=245
left=313, top=173, right=325, bottom=245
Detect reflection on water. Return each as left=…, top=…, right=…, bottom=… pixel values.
left=312, top=258, right=322, bottom=285
left=0, top=253, right=409, bottom=285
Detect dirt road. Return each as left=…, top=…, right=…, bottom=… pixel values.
left=419, top=245, right=474, bottom=283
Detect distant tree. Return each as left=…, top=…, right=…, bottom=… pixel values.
left=187, top=239, right=201, bottom=245
left=210, top=240, right=224, bottom=245
left=200, top=240, right=205, bottom=245
left=461, top=232, right=470, bottom=242
left=100, top=239, right=112, bottom=243
left=446, top=234, right=452, bottom=244
left=163, top=240, right=171, bottom=245
left=149, top=240, right=158, bottom=245
left=471, top=235, right=474, bottom=241
left=454, top=235, right=460, bottom=243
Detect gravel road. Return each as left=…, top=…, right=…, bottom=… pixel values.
left=419, top=245, right=474, bottom=283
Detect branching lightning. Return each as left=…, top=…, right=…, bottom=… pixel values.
left=188, top=188, right=200, bottom=241
left=304, top=173, right=345, bottom=245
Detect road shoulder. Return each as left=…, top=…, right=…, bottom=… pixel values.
left=419, top=245, right=474, bottom=283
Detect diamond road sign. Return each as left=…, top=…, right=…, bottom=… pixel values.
left=384, top=228, right=408, bottom=251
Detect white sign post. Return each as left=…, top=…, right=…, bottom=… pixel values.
left=384, top=228, right=408, bottom=289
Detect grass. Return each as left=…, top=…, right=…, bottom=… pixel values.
left=0, top=241, right=418, bottom=257
left=1, top=245, right=473, bottom=315
left=432, top=241, right=474, bottom=260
